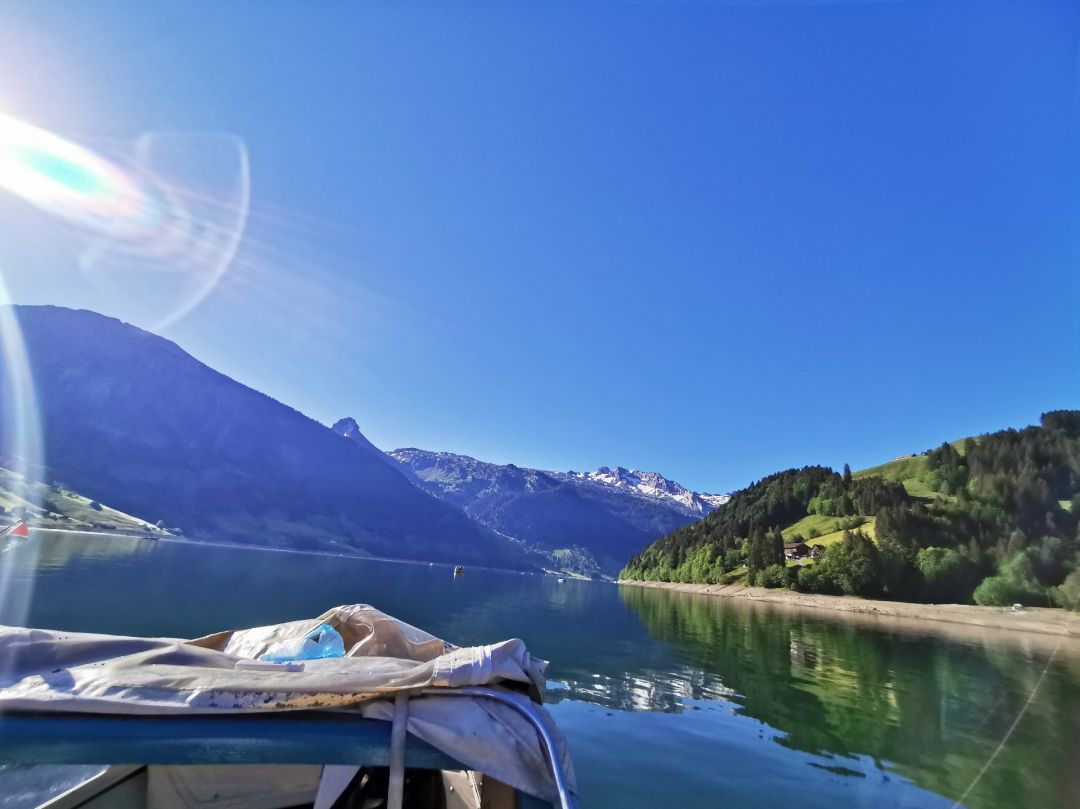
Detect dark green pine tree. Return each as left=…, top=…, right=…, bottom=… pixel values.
left=769, top=527, right=785, bottom=566
left=747, top=528, right=767, bottom=574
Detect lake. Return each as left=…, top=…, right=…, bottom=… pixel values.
left=2, top=533, right=1078, bottom=808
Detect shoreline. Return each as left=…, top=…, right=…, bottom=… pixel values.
left=25, top=527, right=537, bottom=576
left=617, top=579, right=1080, bottom=640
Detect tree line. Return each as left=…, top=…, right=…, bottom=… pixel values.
left=621, top=411, right=1080, bottom=609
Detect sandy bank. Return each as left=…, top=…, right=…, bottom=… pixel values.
left=618, top=579, right=1080, bottom=640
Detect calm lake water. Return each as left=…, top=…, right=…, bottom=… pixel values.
left=2, top=533, right=1079, bottom=808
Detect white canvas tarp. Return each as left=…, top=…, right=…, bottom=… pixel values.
left=0, top=604, right=577, bottom=804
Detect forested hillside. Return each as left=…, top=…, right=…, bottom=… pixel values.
left=622, top=411, right=1080, bottom=609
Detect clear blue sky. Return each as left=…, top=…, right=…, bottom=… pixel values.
left=0, top=1, right=1077, bottom=493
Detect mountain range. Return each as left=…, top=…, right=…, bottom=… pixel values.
left=379, top=445, right=728, bottom=572
left=1, top=305, right=721, bottom=573
left=0, top=306, right=527, bottom=567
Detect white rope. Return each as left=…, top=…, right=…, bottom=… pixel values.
left=949, top=632, right=1066, bottom=808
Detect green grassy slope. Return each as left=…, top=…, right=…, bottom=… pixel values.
left=853, top=439, right=970, bottom=501
left=0, top=466, right=164, bottom=535
left=853, top=454, right=937, bottom=499
left=783, top=515, right=877, bottom=548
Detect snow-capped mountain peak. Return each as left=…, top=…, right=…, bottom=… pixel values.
left=699, top=492, right=733, bottom=509
left=379, top=437, right=733, bottom=573
left=572, top=466, right=725, bottom=514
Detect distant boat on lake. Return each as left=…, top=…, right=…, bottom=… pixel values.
left=453, top=565, right=464, bottom=575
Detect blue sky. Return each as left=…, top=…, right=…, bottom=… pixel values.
left=0, top=1, right=1077, bottom=493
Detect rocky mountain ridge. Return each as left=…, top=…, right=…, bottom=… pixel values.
left=372, top=443, right=730, bottom=573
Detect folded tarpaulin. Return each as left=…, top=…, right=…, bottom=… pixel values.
left=0, top=604, right=576, bottom=804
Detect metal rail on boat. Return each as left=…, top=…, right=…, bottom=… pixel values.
left=0, top=686, right=578, bottom=809
left=419, top=687, right=577, bottom=809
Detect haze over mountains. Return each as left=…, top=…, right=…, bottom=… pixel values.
left=0, top=306, right=718, bottom=573
left=381, top=445, right=728, bottom=572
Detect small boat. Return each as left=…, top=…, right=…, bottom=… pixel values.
left=0, top=604, right=578, bottom=809
left=557, top=577, right=565, bottom=583
left=453, top=565, right=464, bottom=575
left=1, top=520, right=29, bottom=538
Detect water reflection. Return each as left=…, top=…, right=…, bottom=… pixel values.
left=548, top=665, right=736, bottom=713
left=3, top=535, right=1079, bottom=808
left=619, top=585, right=1080, bottom=809
left=19, top=532, right=146, bottom=568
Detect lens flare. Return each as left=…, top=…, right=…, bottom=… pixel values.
left=0, top=115, right=254, bottom=621
left=0, top=117, right=251, bottom=624
left=0, top=280, right=43, bottom=628
left=0, top=112, right=173, bottom=240
left=0, top=113, right=250, bottom=329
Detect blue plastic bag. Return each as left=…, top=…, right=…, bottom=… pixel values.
left=259, top=623, right=346, bottom=662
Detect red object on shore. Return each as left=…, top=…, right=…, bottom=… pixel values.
left=5, top=521, right=29, bottom=537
